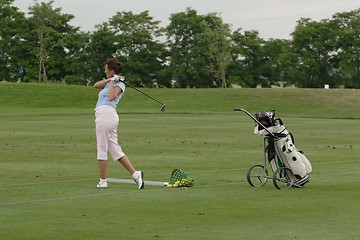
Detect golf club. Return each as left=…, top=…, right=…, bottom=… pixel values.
left=114, top=76, right=166, bottom=112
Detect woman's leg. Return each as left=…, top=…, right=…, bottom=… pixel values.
left=95, top=106, right=113, bottom=188
left=117, top=155, right=135, bottom=175
left=117, top=156, right=144, bottom=189
left=97, top=159, right=108, bottom=188
left=108, top=128, right=136, bottom=176
left=98, top=159, right=108, bottom=179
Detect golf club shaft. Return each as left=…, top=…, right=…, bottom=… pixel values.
left=120, top=80, right=165, bottom=106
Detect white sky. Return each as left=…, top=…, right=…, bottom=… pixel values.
left=12, top=0, right=360, bottom=40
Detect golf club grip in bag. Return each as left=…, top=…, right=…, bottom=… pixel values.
left=274, top=134, right=312, bottom=179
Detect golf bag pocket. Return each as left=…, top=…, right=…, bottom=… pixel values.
left=275, top=135, right=309, bottom=179
left=299, top=151, right=312, bottom=174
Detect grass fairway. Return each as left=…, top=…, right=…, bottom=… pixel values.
left=1, top=83, right=360, bottom=239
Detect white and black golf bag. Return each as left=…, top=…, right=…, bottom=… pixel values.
left=254, top=111, right=312, bottom=187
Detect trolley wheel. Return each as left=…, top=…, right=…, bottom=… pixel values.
left=273, top=167, right=295, bottom=190
left=246, top=164, right=269, bottom=187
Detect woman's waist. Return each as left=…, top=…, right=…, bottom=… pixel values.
left=94, top=104, right=117, bottom=113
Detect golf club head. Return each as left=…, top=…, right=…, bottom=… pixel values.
left=160, top=104, right=166, bottom=112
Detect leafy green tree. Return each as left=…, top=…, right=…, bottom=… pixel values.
left=229, top=29, right=266, bottom=88
left=166, top=8, right=232, bottom=88
left=197, top=13, right=231, bottom=88
left=275, top=49, right=302, bottom=86
left=166, top=8, right=209, bottom=88
left=263, top=39, right=295, bottom=87
left=3, top=0, right=358, bottom=89
left=110, top=11, right=166, bottom=87
left=292, top=18, right=341, bottom=88
left=82, top=23, right=117, bottom=82
left=86, top=11, right=166, bottom=87
left=333, top=9, right=360, bottom=88
left=61, top=30, right=90, bottom=85
left=0, top=0, right=28, bottom=81
left=28, top=0, right=77, bottom=82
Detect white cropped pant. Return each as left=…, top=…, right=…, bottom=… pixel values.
left=95, top=105, right=125, bottom=161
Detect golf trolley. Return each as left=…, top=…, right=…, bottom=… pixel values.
left=234, top=108, right=312, bottom=190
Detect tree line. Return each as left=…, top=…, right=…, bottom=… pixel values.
left=1, top=0, right=359, bottom=88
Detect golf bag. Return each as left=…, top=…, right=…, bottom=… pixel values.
left=254, top=111, right=312, bottom=186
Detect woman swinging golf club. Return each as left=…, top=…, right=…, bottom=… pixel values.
left=93, top=58, right=144, bottom=189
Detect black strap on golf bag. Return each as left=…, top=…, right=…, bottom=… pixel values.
left=266, top=136, right=276, bottom=163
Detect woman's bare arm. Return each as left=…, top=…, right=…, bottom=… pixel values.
left=94, top=78, right=110, bottom=89
left=108, top=81, right=122, bottom=100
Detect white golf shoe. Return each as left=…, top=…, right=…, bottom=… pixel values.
left=133, top=171, right=144, bottom=189
left=96, top=178, right=108, bottom=188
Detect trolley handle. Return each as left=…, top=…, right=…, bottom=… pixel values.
left=234, top=108, right=275, bottom=137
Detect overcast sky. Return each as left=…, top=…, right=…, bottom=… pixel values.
left=12, top=0, right=360, bottom=39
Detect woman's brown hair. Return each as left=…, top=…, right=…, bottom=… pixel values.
left=104, top=58, right=123, bottom=74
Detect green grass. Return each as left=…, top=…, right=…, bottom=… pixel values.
left=1, top=82, right=360, bottom=239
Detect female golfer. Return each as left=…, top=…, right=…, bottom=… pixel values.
left=93, top=58, right=144, bottom=189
